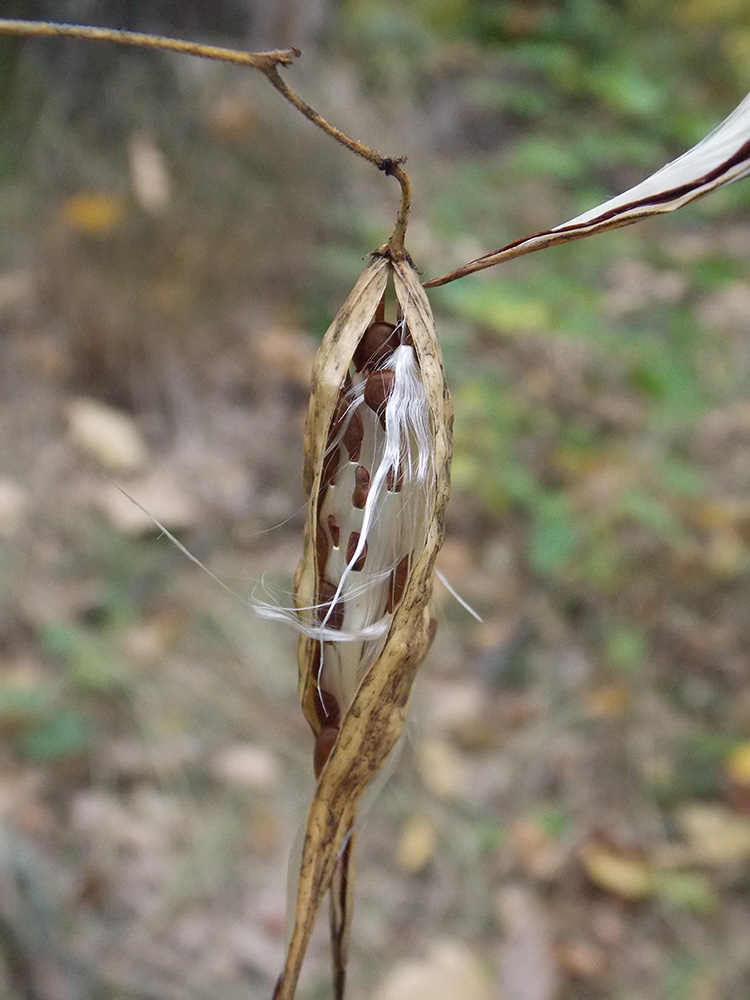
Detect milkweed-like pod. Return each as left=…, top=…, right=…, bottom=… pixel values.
left=294, top=254, right=451, bottom=758
left=273, top=252, right=452, bottom=1000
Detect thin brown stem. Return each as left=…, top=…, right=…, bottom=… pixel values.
left=0, top=19, right=299, bottom=70
left=261, top=65, right=412, bottom=257
left=0, top=18, right=412, bottom=254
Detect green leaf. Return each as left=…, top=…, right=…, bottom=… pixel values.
left=528, top=496, right=580, bottom=574
left=21, top=712, right=90, bottom=763
left=653, top=870, right=719, bottom=914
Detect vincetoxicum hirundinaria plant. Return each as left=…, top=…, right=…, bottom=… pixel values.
left=3, top=18, right=750, bottom=1000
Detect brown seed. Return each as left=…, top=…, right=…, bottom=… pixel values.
left=353, top=321, right=399, bottom=372
left=387, top=554, right=410, bottom=613
left=314, top=687, right=340, bottom=728
left=331, top=394, right=364, bottom=461
left=327, top=514, right=340, bottom=547
left=342, top=408, right=364, bottom=460
left=346, top=531, right=367, bottom=571
left=313, top=725, right=339, bottom=778
left=315, top=522, right=330, bottom=575
left=352, top=465, right=370, bottom=509
left=310, top=641, right=322, bottom=683
left=318, top=578, right=345, bottom=629
left=386, top=463, right=404, bottom=492
left=321, top=445, right=340, bottom=490
left=364, top=369, right=395, bottom=429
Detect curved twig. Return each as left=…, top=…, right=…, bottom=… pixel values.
left=0, top=19, right=412, bottom=254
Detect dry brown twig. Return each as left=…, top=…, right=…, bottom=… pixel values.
left=0, top=18, right=412, bottom=259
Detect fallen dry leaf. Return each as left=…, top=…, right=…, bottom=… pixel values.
left=725, top=742, right=750, bottom=813
left=128, top=132, right=171, bottom=214
left=60, top=192, right=127, bottom=234
left=211, top=743, right=280, bottom=792
left=66, top=397, right=148, bottom=472
left=396, top=815, right=437, bottom=873
left=579, top=841, right=652, bottom=901
left=93, top=467, right=198, bottom=534
left=373, top=941, right=492, bottom=1000
left=677, top=804, right=750, bottom=867
left=725, top=742, right=750, bottom=786
left=415, top=738, right=465, bottom=800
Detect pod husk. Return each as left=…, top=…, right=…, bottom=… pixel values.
left=274, top=254, right=452, bottom=999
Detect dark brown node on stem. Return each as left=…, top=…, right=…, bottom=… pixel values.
left=314, top=725, right=339, bottom=778
left=353, top=321, right=399, bottom=372
left=345, top=531, right=367, bottom=571
left=364, top=369, right=395, bottom=430
left=378, top=155, right=406, bottom=175
left=387, top=554, right=410, bottom=613
left=351, top=465, right=370, bottom=509
left=318, top=579, right=345, bottom=629
left=326, top=514, right=340, bottom=548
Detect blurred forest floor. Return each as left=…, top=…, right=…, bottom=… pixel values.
left=1, top=3, right=750, bottom=999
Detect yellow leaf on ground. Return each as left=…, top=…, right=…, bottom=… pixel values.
left=580, top=842, right=652, bottom=901
left=677, top=804, right=750, bottom=866
left=60, top=193, right=127, bottom=234
left=415, top=738, right=465, bottom=800
left=726, top=742, right=750, bottom=786
left=396, top=815, right=437, bottom=873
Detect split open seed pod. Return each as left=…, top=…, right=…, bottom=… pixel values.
left=272, top=252, right=452, bottom=999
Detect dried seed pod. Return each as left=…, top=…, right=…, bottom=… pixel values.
left=279, top=254, right=453, bottom=1000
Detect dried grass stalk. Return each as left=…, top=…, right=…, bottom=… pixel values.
left=271, top=253, right=452, bottom=999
